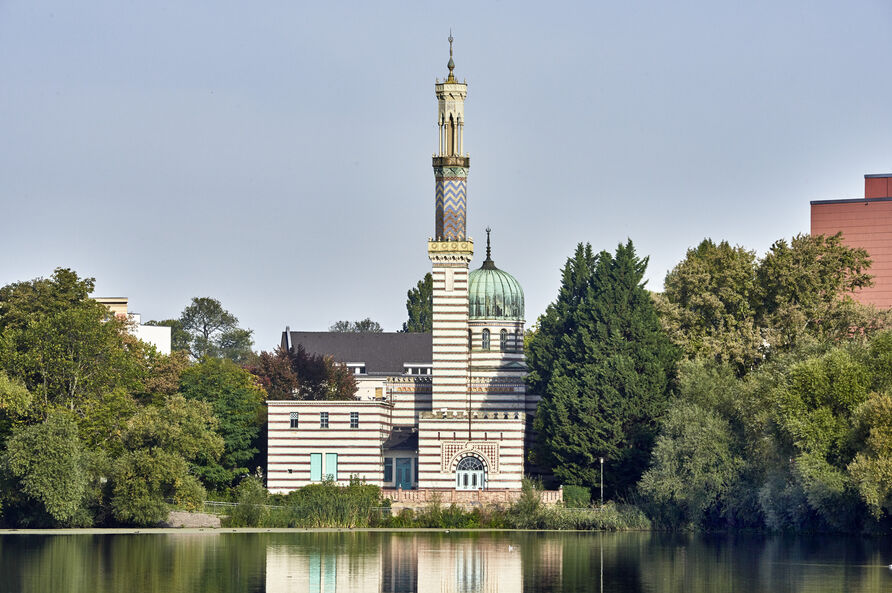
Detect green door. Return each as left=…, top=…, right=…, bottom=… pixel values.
left=395, top=458, right=412, bottom=489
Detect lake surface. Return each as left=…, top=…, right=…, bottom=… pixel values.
left=1, top=530, right=890, bottom=592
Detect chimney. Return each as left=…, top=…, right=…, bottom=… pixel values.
left=865, top=174, right=892, bottom=199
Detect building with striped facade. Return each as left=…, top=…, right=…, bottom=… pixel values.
left=267, top=38, right=549, bottom=501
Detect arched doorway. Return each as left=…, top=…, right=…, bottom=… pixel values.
left=455, top=456, right=486, bottom=491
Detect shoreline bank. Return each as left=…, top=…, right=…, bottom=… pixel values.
left=0, top=527, right=639, bottom=535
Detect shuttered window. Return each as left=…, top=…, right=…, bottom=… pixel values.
left=310, top=453, right=322, bottom=481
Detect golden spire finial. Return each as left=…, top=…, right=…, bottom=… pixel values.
left=447, top=30, right=456, bottom=82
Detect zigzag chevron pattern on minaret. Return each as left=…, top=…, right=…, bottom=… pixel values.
left=435, top=179, right=467, bottom=240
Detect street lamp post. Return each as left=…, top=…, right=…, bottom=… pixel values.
left=599, top=457, right=604, bottom=507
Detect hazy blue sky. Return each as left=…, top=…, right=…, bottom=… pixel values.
left=2, top=1, right=891, bottom=349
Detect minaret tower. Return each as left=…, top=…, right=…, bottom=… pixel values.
left=428, top=34, right=473, bottom=412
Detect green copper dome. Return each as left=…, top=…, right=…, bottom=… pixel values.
left=468, top=231, right=524, bottom=321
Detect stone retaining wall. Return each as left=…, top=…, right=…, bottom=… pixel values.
left=164, top=511, right=221, bottom=528
left=382, top=487, right=562, bottom=510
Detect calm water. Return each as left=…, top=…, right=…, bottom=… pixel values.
left=1, top=531, right=890, bottom=593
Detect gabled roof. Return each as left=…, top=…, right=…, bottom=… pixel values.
left=281, top=331, right=432, bottom=375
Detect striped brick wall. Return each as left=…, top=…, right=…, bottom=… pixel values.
left=417, top=411, right=526, bottom=490
left=467, top=318, right=527, bottom=411
left=428, top=241, right=474, bottom=412
left=386, top=376, right=431, bottom=425
left=267, top=401, right=391, bottom=494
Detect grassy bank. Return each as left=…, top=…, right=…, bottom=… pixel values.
left=219, top=478, right=650, bottom=531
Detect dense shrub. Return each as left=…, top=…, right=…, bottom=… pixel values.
left=247, top=478, right=383, bottom=528
left=563, top=485, right=591, bottom=508
left=226, top=477, right=268, bottom=527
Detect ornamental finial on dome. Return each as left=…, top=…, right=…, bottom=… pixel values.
left=447, top=30, right=456, bottom=82
left=482, top=227, right=496, bottom=270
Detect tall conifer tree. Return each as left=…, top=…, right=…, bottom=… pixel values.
left=528, top=240, right=678, bottom=496
left=402, top=273, right=433, bottom=333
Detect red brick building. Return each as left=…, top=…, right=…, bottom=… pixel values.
left=811, top=174, right=892, bottom=308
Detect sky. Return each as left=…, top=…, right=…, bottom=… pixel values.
left=2, top=0, right=891, bottom=350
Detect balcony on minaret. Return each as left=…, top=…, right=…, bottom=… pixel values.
left=435, top=81, right=468, bottom=159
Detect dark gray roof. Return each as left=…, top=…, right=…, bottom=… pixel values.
left=811, top=197, right=892, bottom=205
left=281, top=331, right=432, bottom=375
left=382, top=427, right=418, bottom=451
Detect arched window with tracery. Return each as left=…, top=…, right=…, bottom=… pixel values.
left=481, top=329, right=490, bottom=351
left=500, top=329, right=508, bottom=352
left=455, top=456, right=486, bottom=490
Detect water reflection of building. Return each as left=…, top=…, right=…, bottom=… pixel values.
left=381, top=535, right=418, bottom=593
left=265, top=543, right=380, bottom=593
left=521, top=539, right=564, bottom=593
left=417, top=538, right=521, bottom=593
left=265, top=534, right=547, bottom=593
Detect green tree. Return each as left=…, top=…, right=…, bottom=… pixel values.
left=329, top=318, right=383, bottom=333
left=0, top=268, right=95, bottom=333
left=756, top=233, right=874, bottom=349
left=179, top=358, right=266, bottom=489
left=528, top=241, right=678, bottom=496
left=227, top=475, right=269, bottom=527
left=172, top=297, right=254, bottom=362
left=402, top=273, right=433, bottom=332
left=659, top=234, right=885, bottom=376
left=0, top=413, right=92, bottom=526
left=0, top=371, right=32, bottom=440
left=639, top=327, right=892, bottom=531
left=639, top=402, right=742, bottom=527
left=848, top=392, right=892, bottom=518
left=139, top=350, right=190, bottom=404
left=109, top=396, right=223, bottom=526
left=0, top=271, right=147, bottom=429
left=659, top=239, right=763, bottom=372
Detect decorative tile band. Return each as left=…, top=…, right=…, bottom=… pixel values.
left=434, top=166, right=469, bottom=179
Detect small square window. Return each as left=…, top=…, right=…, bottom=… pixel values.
left=289, top=412, right=299, bottom=429
left=320, top=412, right=329, bottom=429
left=350, top=412, right=359, bottom=429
